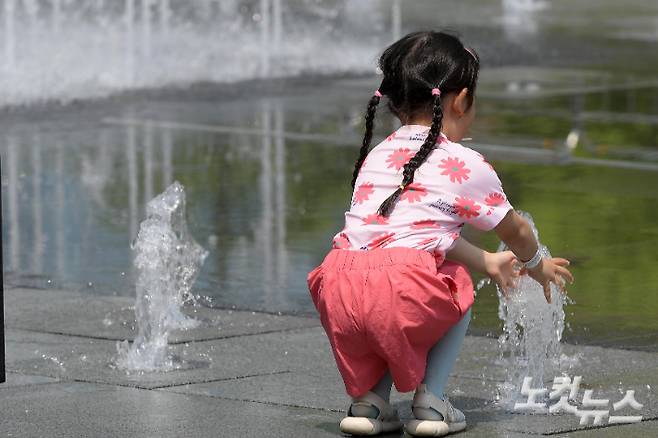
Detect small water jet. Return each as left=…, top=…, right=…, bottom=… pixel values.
left=115, top=181, right=208, bottom=372
left=493, top=211, right=570, bottom=409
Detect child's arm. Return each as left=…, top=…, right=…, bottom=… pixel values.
left=494, top=210, right=574, bottom=303
left=446, top=237, right=519, bottom=297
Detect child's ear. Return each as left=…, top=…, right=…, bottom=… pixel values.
left=451, top=87, right=470, bottom=117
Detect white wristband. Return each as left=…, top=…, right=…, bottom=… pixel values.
left=522, top=248, right=543, bottom=269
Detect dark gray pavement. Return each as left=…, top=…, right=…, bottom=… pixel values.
left=2, top=287, right=657, bottom=437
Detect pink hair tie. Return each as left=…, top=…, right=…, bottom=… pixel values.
left=374, top=90, right=383, bottom=98
left=432, top=88, right=441, bottom=97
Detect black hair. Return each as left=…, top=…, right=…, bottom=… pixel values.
left=351, top=31, right=480, bottom=217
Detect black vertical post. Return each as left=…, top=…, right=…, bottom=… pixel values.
left=1, top=155, right=5, bottom=383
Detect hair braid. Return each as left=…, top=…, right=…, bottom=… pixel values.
left=377, top=92, right=444, bottom=217
left=351, top=93, right=381, bottom=189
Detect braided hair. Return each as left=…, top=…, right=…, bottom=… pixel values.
left=351, top=90, right=381, bottom=189
left=351, top=31, right=480, bottom=217
left=377, top=88, right=444, bottom=217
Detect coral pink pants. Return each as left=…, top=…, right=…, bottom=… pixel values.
left=307, top=247, right=474, bottom=397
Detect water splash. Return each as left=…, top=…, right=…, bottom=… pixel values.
left=500, top=0, right=547, bottom=40
left=0, top=0, right=388, bottom=107
left=115, top=181, right=208, bottom=372
left=41, top=353, right=66, bottom=371
left=493, top=211, right=569, bottom=409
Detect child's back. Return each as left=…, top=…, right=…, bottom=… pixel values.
left=336, top=125, right=512, bottom=256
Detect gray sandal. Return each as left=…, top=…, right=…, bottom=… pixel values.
left=405, top=384, right=467, bottom=437
left=340, top=391, right=403, bottom=436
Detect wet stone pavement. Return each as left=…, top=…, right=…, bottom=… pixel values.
left=1, top=287, right=657, bottom=437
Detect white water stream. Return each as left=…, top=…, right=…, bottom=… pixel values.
left=115, top=181, right=208, bottom=372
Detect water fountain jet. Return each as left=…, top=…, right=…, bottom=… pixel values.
left=115, top=181, right=208, bottom=373
left=493, top=211, right=571, bottom=409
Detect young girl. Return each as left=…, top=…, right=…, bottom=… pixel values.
left=307, top=31, right=573, bottom=437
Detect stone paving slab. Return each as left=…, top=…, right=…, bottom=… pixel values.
left=8, top=324, right=654, bottom=433
left=2, top=287, right=658, bottom=436
left=566, top=419, right=658, bottom=437
left=153, top=327, right=656, bottom=436
left=4, top=327, right=355, bottom=390
left=158, top=373, right=538, bottom=437
left=468, top=411, right=658, bottom=437
left=5, top=328, right=298, bottom=389
left=158, top=367, right=499, bottom=414
left=0, top=381, right=344, bottom=438
left=160, top=367, right=656, bottom=436
left=0, top=372, right=59, bottom=388
left=5, top=288, right=319, bottom=343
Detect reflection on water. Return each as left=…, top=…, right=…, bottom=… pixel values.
left=2, top=72, right=657, bottom=349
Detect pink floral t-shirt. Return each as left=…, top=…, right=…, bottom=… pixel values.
left=332, top=125, right=513, bottom=258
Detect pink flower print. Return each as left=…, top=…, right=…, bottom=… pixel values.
left=367, top=232, right=396, bottom=249
left=362, top=213, right=389, bottom=226
left=411, top=219, right=441, bottom=229
left=450, top=232, right=461, bottom=241
left=419, top=236, right=439, bottom=246
left=386, top=131, right=397, bottom=142
left=353, top=182, right=374, bottom=205
left=454, top=196, right=481, bottom=219
left=485, top=192, right=506, bottom=206
left=399, top=183, right=428, bottom=203
left=439, top=157, right=471, bottom=184
left=332, top=232, right=351, bottom=249
left=385, top=148, right=415, bottom=171
left=485, top=193, right=505, bottom=216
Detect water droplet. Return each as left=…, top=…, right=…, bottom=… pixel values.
left=476, top=277, right=492, bottom=291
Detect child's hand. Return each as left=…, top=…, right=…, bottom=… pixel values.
left=484, top=251, right=519, bottom=298
left=524, top=257, right=574, bottom=304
